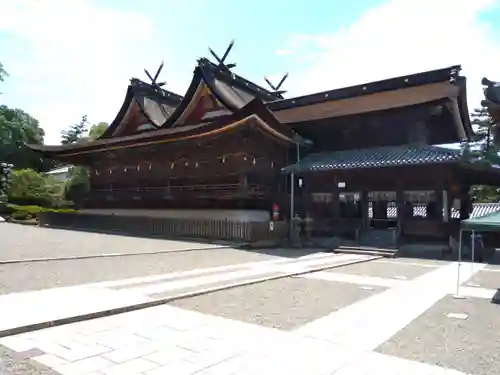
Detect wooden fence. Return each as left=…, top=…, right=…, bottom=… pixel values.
left=38, top=212, right=287, bottom=243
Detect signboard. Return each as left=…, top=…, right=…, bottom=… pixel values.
left=338, top=182, right=346, bottom=188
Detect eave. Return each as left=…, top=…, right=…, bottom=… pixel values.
left=27, top=99, right=304, bottom=158
left=268, top=65, right=462, bottom=111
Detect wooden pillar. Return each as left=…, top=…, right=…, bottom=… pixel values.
left=442, top=190, right=449, bottom=222
left=396, top=188, right=404, bottom=243
left=331, top=174, right=340, bottom=224
left=360, top=190, right=369, bottom=230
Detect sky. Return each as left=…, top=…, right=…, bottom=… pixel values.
left=1, top=0, right=499, bottom=145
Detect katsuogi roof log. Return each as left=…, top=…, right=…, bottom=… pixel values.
left=27, top=99, right=305, bottom=158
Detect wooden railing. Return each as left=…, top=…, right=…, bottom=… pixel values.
left=38, top=212, right=287, bottom=243
left=83, top=184, right=268, bottom=203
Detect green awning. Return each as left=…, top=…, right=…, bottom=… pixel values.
left=461, top=210, right=500, bottom=232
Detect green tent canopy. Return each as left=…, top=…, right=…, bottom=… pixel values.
left=461, top=210, right=500, bottom=232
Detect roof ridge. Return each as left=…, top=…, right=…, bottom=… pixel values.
left=268, top=65, right=462, bottom=111
left=197, top=58, right=282, bottom=100
left=129, top=77, right=184, bottom=100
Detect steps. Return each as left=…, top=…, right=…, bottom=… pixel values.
left=335, top=229, right=399, bottom=257
left=334, top=245, right=399, bottom=257
left=359, top=228, right=397, bottom=248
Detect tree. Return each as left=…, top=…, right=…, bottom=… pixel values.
left=88, top=122, right=108, bottom=140
left=464, top=106, right=500, bottom=202
left=470, top=106, right=500, bottom=165
left=61, top=115, right=89, bottom=144
left=64, top=166, right=90, bottom=204
left=0, top=62, right=7, bottom=94
left=0, top=105, right=49, bottom=171
left=6, top=168, right=64, bottom=206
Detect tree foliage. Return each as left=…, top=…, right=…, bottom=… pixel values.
left=65, top=166, right=90, bottom=203
left=0, top=105, right=51, bottom=171
left=471, top=106, right=500, bottom=164
left=6, top=168, right=65, bottom=207
left=59, top=120, right=108, bottom=204
left=0, top=61, right=7, bottom=94
left=88, top=122, right=108, bottom=140
left=462, top=106, right=500, bottom=202
left=61, top=115, right=89, bottom=144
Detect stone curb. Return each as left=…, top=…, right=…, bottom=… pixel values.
left=0, top=255, right=380, bottom=338
left=0, top=246, right=231, bottom=265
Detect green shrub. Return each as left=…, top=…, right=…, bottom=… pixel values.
left=11, top=211, right=29, bottom=220
left=7, top=195, right=53, bottom=207
left=4, top=203, right=76, bottom=221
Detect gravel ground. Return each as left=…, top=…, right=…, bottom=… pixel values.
left=0, top=249, right=283, bottom=295
left=0, top=223, right=228, bottom=261
left=328, top=260, right=434, bottom=280
left=377, top=296, right=500, bottom=375
left=0, top=345, right=61, bottom=375
left=169, top=277, right=385, bottom=330
left=387, top=257, right=451, bottom=266
left=468, top=270, right=500, bottom=290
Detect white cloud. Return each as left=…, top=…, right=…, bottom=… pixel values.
left=0, top=0, right=186, bottom=145
left=280, top=0, right=500, bottom=109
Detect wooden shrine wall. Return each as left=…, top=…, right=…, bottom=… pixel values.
left=83, top=129, right=291, bottom=209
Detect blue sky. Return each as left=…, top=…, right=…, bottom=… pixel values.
left=1, top=0, right=499, bottom=144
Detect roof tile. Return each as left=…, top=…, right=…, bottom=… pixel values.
left=283, top=145, right=461, bottom=173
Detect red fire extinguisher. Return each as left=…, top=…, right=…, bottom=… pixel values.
left=272, top=203, right=280, bottom=222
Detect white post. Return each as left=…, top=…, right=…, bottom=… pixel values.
left=454, top=229, right=464, bottom=298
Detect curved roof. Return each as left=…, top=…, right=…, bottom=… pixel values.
left=99, top=79, right=184, bottom=139
left=161, top=59, right=282, bottom=128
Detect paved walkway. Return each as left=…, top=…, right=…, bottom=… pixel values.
left=0, top=258, right=490, bottom=375
left=0, top=253, right=372, bottom=336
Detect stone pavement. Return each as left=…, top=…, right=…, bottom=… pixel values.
left=1, top=303, right=466, bottom=375
left=1, top=256, right=492, bottom=374
left=0, top=252, right=374, bottom=336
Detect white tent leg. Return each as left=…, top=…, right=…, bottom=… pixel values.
left=454, top=229, right=465, bottom=299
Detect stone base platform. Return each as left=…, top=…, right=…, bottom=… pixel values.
left=78, top=209, right=270, bottom=222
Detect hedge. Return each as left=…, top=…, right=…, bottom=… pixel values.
left=5, top=204, right=76, bottom=221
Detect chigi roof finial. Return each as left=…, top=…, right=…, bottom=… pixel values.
left=264, top=72, right=289, bottom=96
left=208, top=40, right=236, bottom=72
left=144, top=61, right=166, bottom=88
